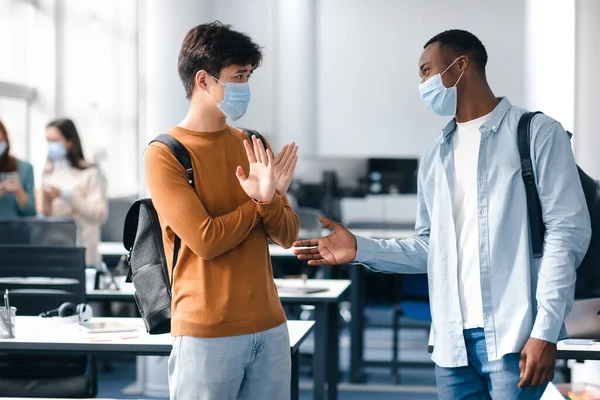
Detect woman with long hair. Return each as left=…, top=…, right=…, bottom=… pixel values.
left=41, top=118, right=108, bottom=267
left=0, top=119, right=36, bottom=218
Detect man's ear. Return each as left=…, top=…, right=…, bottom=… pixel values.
left=196, top=70, right=210, bottom=91
left=457, top=56, right=469, bottom=72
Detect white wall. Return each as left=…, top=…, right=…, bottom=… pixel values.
left=524, top=0, right=575, bottom=131
left=574, top=0, right=600, bottom=177
left=316, top=0, right=527, bottom=158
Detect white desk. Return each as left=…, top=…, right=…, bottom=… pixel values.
left=0, top=317, right=313, bottom=400
left=0, top=316, right=312, bottom=355
left=87, top=279, right=349, bottom=400
left=88, top=278, right=349, bottom=303
left=349, top=228, right=414, bottom=240
left=557, top=340, right=600, bottom=361
left=99, top=241, right=296, bottom=258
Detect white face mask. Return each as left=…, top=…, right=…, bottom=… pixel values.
left=205, top=75, right=251, bottom=121
left=418, top=57, right=465, bottom=116
left=47, top=141, right=67, bottom=160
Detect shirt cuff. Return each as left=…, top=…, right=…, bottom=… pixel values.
left=350, top=236, right=376, bottom=265
left=255, top=193, right=283, bottom=218
left=530, top=310, right=563, bottom=344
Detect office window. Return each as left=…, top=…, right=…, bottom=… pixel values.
left=0, top=0, right=33, bottom=84
left=0, top=97, right=29, bottom=160
left=59, top=0, right=138, bottom=197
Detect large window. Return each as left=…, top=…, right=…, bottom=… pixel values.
left=0, top=0, right=140, bottom=198
left=0, top=97, right=29, bottom=159
left=0, top=0, right=32, bottom=84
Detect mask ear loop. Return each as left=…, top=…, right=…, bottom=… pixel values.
left=441, top=56, right=467, bottom=87
left=203, top=74, right=224, bottom=104
left=454, top=70, right=466, bottom=87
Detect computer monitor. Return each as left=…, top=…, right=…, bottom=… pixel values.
left=0, top=218, right=80, bottom=247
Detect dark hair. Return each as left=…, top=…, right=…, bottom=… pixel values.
left=46, top=118, right=87, bottom=170
left=178, top=21, right=263, bottom=99
left=424, top=30, right=488, bottom=74
left=0, top=119, right=17, bottom=173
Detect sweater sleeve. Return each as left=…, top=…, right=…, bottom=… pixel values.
left=70, top=167, right=108, bottom=224
left=17, top=160, right=37, bottom=217
left=143, top=143, right=262, bottom=261
left=256, top=194, right=300, bottom=249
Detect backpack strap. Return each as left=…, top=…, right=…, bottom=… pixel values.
left=238, top=128, right=266, bottom=147
left=517, top=111, right=545, bottom=258
left=149, top=134, right=196, bottom=284
left=152, top=134, right=196, bottom=189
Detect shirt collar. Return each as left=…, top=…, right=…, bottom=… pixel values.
left=442, top=97, right=512, bottom=140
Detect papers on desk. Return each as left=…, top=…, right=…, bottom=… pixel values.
left=79, top=320, right=138, bottom=334
left=275, top=284, right=328, bottom=295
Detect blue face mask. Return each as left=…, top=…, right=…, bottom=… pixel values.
left=418, top=57, right=465, bottom=116
left=0, top=141, right=7, bottom=157
left=47, top=141, right=67, bottom=160
left=206, top=75, right=251, bottom=121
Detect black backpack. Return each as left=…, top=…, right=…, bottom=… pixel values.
left=123, top=128, right=264, bottom=334
left=518, top=112, right=600, bottom=299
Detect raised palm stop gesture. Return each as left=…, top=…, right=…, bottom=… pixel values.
left=237, top=135, right=276, bottom=202
left=293, top=216, right=357, bottom=265
left=273, top=142, right=298, bottom=195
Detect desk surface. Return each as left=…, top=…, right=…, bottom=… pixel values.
left=349, top=228, right=414, bottom=239
left=0, top=317, right=314, bottom=356
left=556, top=340, right=600, bottom=361
left=88, top=278, right=351, bottom=304
left=99, top=229, right=415, bottom=258
left=99, top=242, right=297, bottom=257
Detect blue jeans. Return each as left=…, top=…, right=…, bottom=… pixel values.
left=168, top=322, right=291, bottom=400
left=435, top=329, right=547, bottom=400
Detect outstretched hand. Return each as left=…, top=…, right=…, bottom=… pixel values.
left=293, top=216, right=357, bottom=265
left=237, top=135, right=276, bottom=203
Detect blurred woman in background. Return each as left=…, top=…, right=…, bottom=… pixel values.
left=41, top=118, right=108, bottom=267
left=0, top=119, right=36, bottom=218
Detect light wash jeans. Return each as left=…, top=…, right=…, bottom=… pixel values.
left=168, top=322, right=291, bottom=400
left=435, top=329, right=547, bottom=400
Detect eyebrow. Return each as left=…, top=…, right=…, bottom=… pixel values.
left=235, top=68, right=251, bottom=74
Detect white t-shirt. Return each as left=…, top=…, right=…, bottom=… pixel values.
left=453, top=113, right=490, bottom=329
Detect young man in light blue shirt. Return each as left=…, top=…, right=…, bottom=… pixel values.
left=293, top=29, right=591, bottom=400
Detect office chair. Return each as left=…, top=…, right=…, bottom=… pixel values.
left=391, top=274, right=431, bottom=384
left=0, top=245, right=97, bottom=398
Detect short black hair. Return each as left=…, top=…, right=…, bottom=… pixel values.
left=424, top=30, right=488, bottom=74
left=178, top=21, right=263, bottom=99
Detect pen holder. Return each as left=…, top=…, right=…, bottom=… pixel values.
left=0, top=307, right=16, bottom=339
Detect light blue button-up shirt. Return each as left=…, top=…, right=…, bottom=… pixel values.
left=353, top=97, right=591, bottom=368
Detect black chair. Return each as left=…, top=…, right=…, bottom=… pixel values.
left=0, top=217, right=80, bottom=247
left=0, top=245, right=97, bottom=398
left=391, top=274, right=431, bottom=383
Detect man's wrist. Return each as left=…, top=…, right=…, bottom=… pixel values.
left=255, top=192, right=277, bottom=204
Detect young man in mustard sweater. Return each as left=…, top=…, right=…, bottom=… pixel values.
left=144, top=22, right=300, bottom=400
